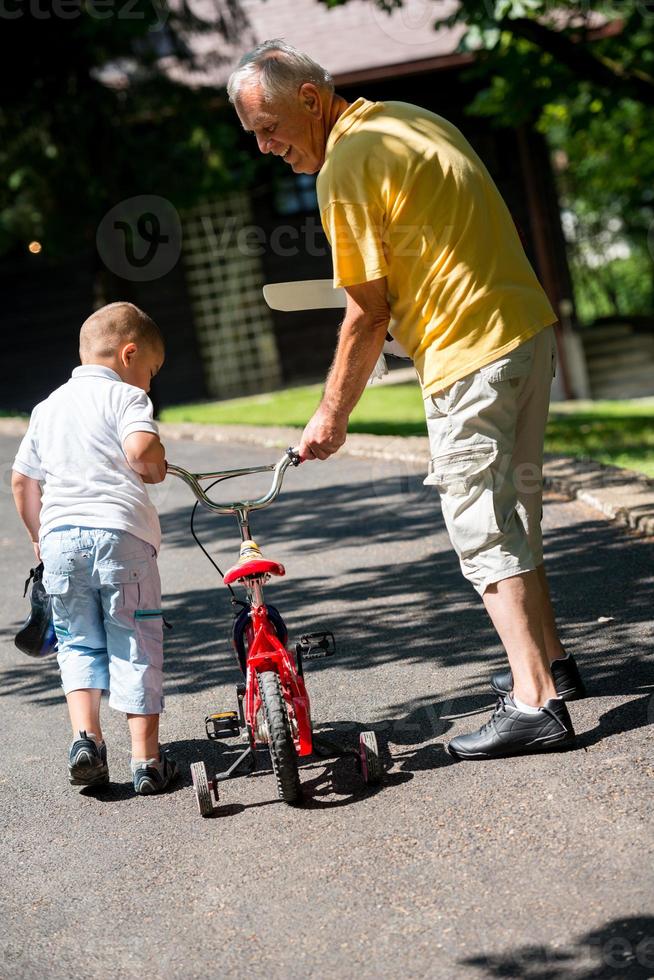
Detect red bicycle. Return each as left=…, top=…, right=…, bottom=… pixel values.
left=167, top=448, right=382, bottom=815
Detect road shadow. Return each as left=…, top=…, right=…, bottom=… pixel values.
left=2, top=472, right=653, bottom=748
left=461, top=914, right=654, bottom=979
left=164, top=733, right=406, bottom=812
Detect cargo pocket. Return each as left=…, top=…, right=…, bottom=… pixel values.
left=42, top=571, right=71, bottom=618
left=97, top=559, right=148, bottom=624
left=424, top=442, right=503, bottom=559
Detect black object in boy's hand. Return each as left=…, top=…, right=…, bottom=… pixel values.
left=14, top=563, right=57, bottom=658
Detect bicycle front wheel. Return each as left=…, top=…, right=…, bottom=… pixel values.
left=258, top=670, right=301, bottom=804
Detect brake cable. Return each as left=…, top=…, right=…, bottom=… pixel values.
left=189, top=475, right=245, bottom=609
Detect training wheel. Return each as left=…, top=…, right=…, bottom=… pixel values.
left=359, top=731, right=382, bottom=785
left=190, top=761, right=215, bottom=817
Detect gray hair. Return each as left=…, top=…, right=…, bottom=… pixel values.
left=227, top=39, right=334, bottom=105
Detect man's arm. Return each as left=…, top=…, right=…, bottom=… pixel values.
left=11, top=472, right=42, bottom=562
left=123, top=431, right=167, bottom=484
left=299, top=276, right=390, bottom=460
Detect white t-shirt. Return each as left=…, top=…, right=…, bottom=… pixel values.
left=13, top=365, right=162, bottom=552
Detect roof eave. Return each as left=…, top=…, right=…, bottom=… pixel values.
left=333, top=50, right=476, bottom=87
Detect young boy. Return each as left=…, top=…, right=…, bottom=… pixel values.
left=12, top=301, right=177, bottom=795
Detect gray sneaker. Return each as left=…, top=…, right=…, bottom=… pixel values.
left=68, top=730, right=109, bottom=786
left=132, top=747, right=178, bottom=795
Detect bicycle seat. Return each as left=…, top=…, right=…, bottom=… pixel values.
left=224, top=539, right=286, bottom=585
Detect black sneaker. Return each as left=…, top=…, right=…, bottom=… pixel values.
left=132, top=747, right=178, bottom=795
left=446, top=695, right=575, bottom=760
left=491, top=653, right=586, bottom=702
left=68, top=730, right=109, bottom=786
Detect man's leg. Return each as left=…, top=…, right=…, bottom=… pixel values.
left=424, top=328, right=575, bottom=758
left=536, top=563, right=567, bottom=664
left=482, top=569, right=557, bottom=706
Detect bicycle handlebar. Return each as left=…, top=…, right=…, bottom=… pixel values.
left=166, top=447, right=302, bottom=515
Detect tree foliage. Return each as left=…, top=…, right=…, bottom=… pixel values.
left=0, top=1, right=255, bottom=257
left=323, top=0, right=654, bottom=317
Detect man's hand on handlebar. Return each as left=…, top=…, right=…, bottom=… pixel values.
left=298, top=405, right=347, bottom=461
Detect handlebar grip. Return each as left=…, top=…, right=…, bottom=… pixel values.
left=287, top=447, right=304, bottom=466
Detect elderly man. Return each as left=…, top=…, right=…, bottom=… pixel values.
left=227, top=39, right=586, bottom=760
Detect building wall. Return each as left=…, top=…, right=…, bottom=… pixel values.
left=181, top=193, right=282, bottom=399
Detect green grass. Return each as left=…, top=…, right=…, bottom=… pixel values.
left=161, top=382, right=429, bottom=437
left=161, top=387, right=654, bottom=476
left=545, top=399, right=654, bottom=477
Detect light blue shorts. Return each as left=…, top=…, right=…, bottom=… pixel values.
left=40, top=527, right=165, bottom=715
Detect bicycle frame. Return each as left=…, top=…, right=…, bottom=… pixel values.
left=167, top=449, right=313, bottom=757
left=244, top=604, right=312, bottom=756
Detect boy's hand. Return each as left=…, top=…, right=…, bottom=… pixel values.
left=32, top=541, right=41, bottom=563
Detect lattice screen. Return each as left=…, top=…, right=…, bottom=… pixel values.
left=182, top=193, right=282, bottom=399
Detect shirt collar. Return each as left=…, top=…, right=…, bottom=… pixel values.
left=71, top=365, right=123, bottom=383
left=325, top=97, right=380, bottom=156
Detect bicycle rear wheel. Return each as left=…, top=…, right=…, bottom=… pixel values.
left=258, top=670, right=301, bottom=804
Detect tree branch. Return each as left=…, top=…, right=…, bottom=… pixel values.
left=505, top=16, right=654, bottom=107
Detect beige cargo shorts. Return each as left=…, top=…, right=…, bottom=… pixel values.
left=423, top=326, right=557, bottom=595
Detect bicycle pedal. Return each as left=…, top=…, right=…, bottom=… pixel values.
left=205, top=711, right=240, bottom=740
left=236, top=683, right=246, bottom=727
left=296, top=630, right=336, bottom=661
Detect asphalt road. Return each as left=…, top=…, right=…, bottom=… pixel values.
left=1, top=434, right=653, bottom=980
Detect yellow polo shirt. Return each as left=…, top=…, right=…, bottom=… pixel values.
left=316, top=98, right=557, bottom=394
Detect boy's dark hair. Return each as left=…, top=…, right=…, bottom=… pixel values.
left=80, top=302, right=164, bottom=361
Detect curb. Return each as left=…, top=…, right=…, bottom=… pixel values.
left=2, top=417, right=652, bottom=537
left=540, top=455, right=654, bottom=537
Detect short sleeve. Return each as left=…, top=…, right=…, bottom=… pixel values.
left=320, top=202, right=389, bottom=289
left=118, top=389, right=159, bottom=444
left=13, top=406, right=45, bottom=481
